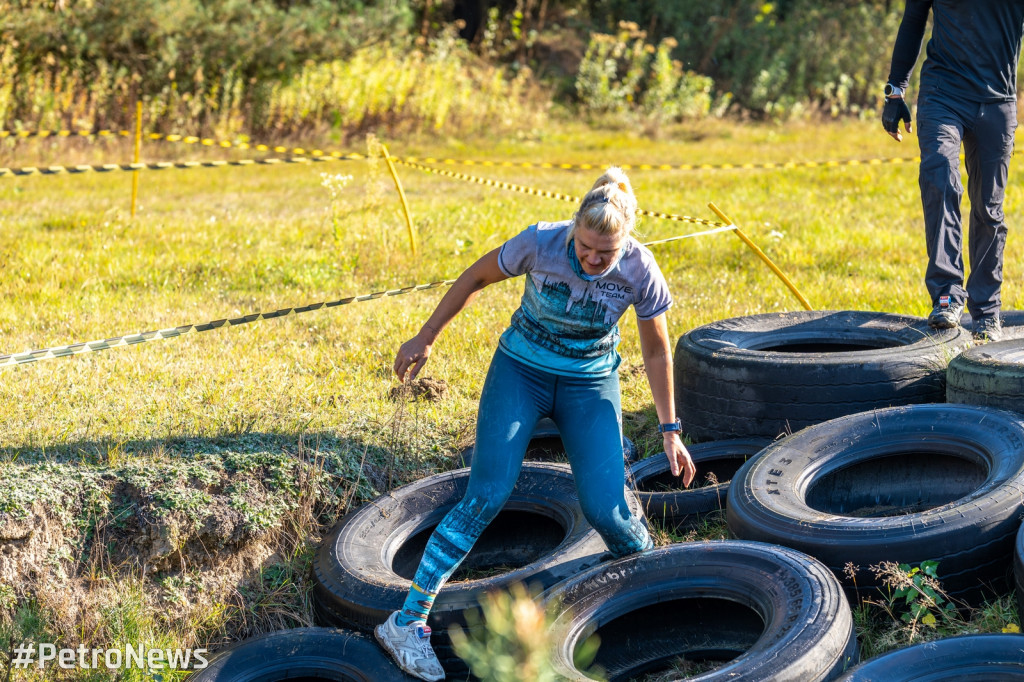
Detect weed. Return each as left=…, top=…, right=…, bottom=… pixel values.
left=450, top=582, right=581, bottom=682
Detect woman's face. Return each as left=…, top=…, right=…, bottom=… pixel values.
left=574, top=225, right=626, bottom=276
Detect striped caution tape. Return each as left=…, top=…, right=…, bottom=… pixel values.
left=146, top=133, right=920, bottom=171
left=2, top=128, right=923, bottom=171
left=0, top=154, right=363, bottom=178
left=0, top=223, right=735, bottom=369
left=0, top=129, right=130, bottom=139
left=0, top=280, right=456, bottom=369
left=0, top=128, right=368, bottom=160
left=144, top=133, right=367, bottom=159
left=394, top=158, right=726, bottom=228
left=396, top=155, right=923, bottom=172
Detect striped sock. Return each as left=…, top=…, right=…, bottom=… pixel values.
left=395, top=583, right=437, bottom=627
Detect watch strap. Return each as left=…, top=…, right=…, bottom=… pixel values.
left=658, top=419, right=682, bottom=434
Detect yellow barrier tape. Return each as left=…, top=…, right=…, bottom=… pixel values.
left=0, top=129, right=130, bottom=139
left=397, top=155, right=922, bottom=172
left=145, top=133, right=368, bottom=159
left=0, top=155, right=364, bottom=178
left=0, top=226, right=734, bottom=369
left=1, top=128, right=368, bottom=160
left=3, top=127, right=924, bottom=171
left=0, top=280, right=457, bottom=369
left=394, top=158, right=726, bottom=228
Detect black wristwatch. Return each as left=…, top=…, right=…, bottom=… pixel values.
left=658, top=419, right=683, bottom=434
left=884, top=83, right=904, bottom=98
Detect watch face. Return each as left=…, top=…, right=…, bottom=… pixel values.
left=885, top=84, right=894, bottom=97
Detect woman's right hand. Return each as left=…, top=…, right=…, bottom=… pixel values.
left=393, top=332, right=432, bottom=383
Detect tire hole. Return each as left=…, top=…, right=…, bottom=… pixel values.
left=390, top=510, right=568, bottom=581
left=805, top=452, right=987, bottom=517
left=577, top=597, right=763, bottom=681
left=635, top=456, right=745, bottom=493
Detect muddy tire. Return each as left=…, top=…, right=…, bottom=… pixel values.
left=674, top=310, right=969, bottom=441
left=312, top=462, right=642, bottom=674
left=947, top=338, right=1024, bottom=416
left=543, top=541, right=858, bottom=681
left=190, top=627, right=418, bottom=681
left=726, top=403, right=1024, bottom=604
left=836, top=633, right=1024, bottom=680
left=629, top=439, right=770, bottom=531
left=457, top=417, right=638, bottom=468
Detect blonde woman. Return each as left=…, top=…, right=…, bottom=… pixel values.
left=377, top=167, right=696, bottom=681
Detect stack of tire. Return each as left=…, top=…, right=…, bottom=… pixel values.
left=669, top=309, right=1024, bottom=680
left=196, top=309, right=1024, bottom=680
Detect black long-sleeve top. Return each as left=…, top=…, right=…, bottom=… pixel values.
left=887, top=0, right=1024, bottom=103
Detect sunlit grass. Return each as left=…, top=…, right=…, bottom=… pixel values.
left=2, top=117, right=1022, bottom=676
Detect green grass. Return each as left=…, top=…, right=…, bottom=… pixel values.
left=1, top=117, right=1022, bottom=678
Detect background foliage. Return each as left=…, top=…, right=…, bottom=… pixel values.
left=0, top=0, right=914, bottom=135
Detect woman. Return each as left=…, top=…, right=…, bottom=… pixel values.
left=377, top=167, right=696, bottom=681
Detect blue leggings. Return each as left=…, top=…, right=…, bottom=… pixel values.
left=410, top=349, right=651, bottom=596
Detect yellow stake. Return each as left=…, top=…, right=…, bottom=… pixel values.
left=707, top=202, right=813, bottom=311
left=381, top=144, right=418, bottom=256
left=130, top=101, right=142, bottom=218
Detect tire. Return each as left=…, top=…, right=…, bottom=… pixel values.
left=543, top=540, right=858, bottom=681
left=674, top=310, right=969, bottom=441
left=629, top=439, right=770, bottom=531
left=947, top=338, right=1024, bottom=416
left=1014, top=520, right=1024, bottom=620
left=835, top=633, right=1024, bottom=681
left=961, top=309, right=1024, bottom=341
left=312, top=462, right=643, bottom=673
left=457, top=417, right=638, bottom=468
left=726, top=403, right=1024, bottom=604
left=189, top=627, right=418, bottom=681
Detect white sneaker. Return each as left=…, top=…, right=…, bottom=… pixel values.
left=375, top=610, right=446, bottom=681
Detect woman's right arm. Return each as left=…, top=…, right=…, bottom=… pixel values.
left=393, top=247, right=509, bottom=382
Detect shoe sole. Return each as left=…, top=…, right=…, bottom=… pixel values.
left=374, top=624, right=444, bottom=682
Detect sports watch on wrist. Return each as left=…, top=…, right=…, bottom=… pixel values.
left=884, top=83, right=904, bottom=98
left=658, top=419, right=683, bottom=434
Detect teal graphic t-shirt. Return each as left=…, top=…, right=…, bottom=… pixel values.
left=496, top=220, right=673, bottom=377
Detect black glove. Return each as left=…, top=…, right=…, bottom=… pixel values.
left=882, top=97, right=912, bottom=135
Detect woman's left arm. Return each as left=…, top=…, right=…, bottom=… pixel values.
left=636, top=313, right=696, bottom=486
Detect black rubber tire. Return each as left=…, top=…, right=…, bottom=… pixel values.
left=1014, top=520, right=1024, bottom=620
left=312, top=462, right=643, bottom=674
left=189, top=627, right=418, bottom=681
left=674, top=310, right=969, bottom=441
left=960, top=309, right=1024, bottom=341
left=457, top=417, right=638, bottom=468
left=629, top=438, right=770, bottom=531
left=726, top=403, right=1024, bottom=604
left=835, top=633, right=1024, bottom=681
left=947, top=338, right=1024, bottom=416
left=542, top=540, right=859, bottom=681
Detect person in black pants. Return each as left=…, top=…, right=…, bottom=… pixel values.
left=882, top=1, right=1024, bottom=342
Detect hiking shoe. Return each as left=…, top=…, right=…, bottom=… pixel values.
left=972, top=316, right=1003, bottom=342
left=375, top=611, right=445, bottom=681
left=928, top=295, right=964, bottom=329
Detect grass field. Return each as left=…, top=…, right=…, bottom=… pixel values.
left=1, top=117, right=1022, bottom=679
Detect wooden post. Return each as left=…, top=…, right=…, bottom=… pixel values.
left=130, top=100, right=142, bottom=219
left=708, top=202, right=813, bottom=311
left=381, top=144, right=418, bottom=256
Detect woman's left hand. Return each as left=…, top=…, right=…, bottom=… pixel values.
left=664, top=432, right=696, bottom=487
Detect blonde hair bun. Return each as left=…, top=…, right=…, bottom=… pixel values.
left=568, top=166, right=638, bottom=243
